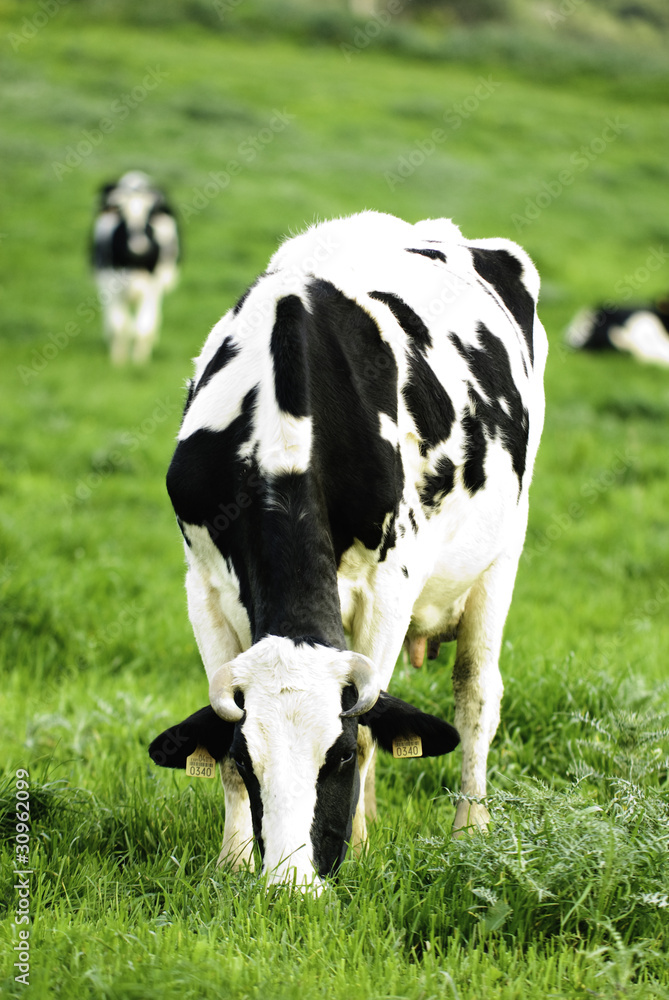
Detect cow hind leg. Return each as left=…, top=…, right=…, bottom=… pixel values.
left=451, top=553, right=520, bottom=836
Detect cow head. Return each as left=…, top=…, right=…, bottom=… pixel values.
left=149, top=637, right=459, bottom=889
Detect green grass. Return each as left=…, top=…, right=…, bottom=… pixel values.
left=1, top=7, right=669, bottom=999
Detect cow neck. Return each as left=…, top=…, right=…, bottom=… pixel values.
left=245, top=468, right=346, bottom=648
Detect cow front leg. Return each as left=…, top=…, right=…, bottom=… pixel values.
left=217, top=758, right=255, bottom=870
left=350, top=725, right=377, bottom=854
left=132, top=283, right=162, bottom=363
left=452, top=553, right=519, bottom=835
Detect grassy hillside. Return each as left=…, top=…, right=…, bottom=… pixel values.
left=1, top=7, right=668, bottom=999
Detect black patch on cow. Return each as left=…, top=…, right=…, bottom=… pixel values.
left=166, top=386, right=259, bottom=528
left=181, top=379, right=196, bottom=424
left=166, top=386, right=264, bottom=635
left=149, top=705, right=235, bottom=767
left=470, top=248, right=535, bottom=365
left=310, top=280, right=398, bottom=421
left=461, top=407, right=487, bottom=495
left=230, top=727, right=265, bottom=861
left=256, top=473, right=346, bottom=644
left=420, top=455, right=456, bottom=509
left=402, top=343, right=456, bottom=457
left=193, top=336, right=241, bottom=400
left=175, top=515, right=191, bottom=548
left=359, top=692, right=460, bottom=757
left=451, top=324, right=529, bottom=494
left=401, top=565, right=408, bottom=578
left=311, top=687, right=361, bottom=878
left=369, top=290, right=432, bottom=353
left=270, top=295, right=310, bottom=418
left=405, top=247, right=447, bottom=264
left=305, top=279, right=404, bottom=562
left=408, top=509, right=418, bottom=534
left=93, top=216, right=161, bottom=273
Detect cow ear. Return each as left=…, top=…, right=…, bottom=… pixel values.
left=359, top=692, right=460, bottom=758
left=149, top=705, right=236, bottom=769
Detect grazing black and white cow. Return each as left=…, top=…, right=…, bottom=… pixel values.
left=149, top=211, right=547, bottom=889
left=566, top=302, right=669, bottom=366
left=92, top=171, right=179, bottom=364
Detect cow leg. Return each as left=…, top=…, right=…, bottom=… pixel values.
left=105, top=295, right=132, bottom=365
left=351, top=725, right=376, bottom=853
left=348, top=581, right=415, bottom=849
left=217, top=758, right=255, bottom=870
left=185, top=567, right=254, bottom=868
left=451, top=552, right=520, bottom=835
left=132, top=281, right=162, bottom=363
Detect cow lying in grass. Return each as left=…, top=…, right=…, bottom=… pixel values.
left=150, top=210, right=547, bottom=889
left=92, top=171, right=179, bottom=364
left=566, top=300, right=669, bottom=366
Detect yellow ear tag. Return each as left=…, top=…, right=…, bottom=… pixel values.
left=185, top=745, right=216, bottom=778
left=392, top=734, right=423, bottom=759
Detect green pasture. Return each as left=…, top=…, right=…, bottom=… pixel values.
left=1, top=6, right=668, bottom=998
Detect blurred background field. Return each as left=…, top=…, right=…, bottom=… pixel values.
left=1, top=2, right=668, bottom=998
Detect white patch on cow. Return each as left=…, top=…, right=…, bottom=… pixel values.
left=378, top=412, right=399, bottom=447
left=184, top=527, right=251, bottom=670
left=255, top=397, right=313, bottom=476
left=182, top=280, right=313, bottom=475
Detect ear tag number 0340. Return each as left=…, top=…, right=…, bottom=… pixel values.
left=392, top=735, right=423, bottom=759
left=186, top=745, right=216, bottom=778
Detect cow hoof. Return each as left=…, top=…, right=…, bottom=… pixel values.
left=452, top=799, right=490, bottom=837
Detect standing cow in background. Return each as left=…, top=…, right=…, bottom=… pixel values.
left=149, top=210, right=547, bottom=890
left=92, top=171, right=179, bottom=364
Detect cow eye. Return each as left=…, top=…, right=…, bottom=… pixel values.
left=339, top=751, right=355, bottom=766
left=233, top=756, right=246, bottom=772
